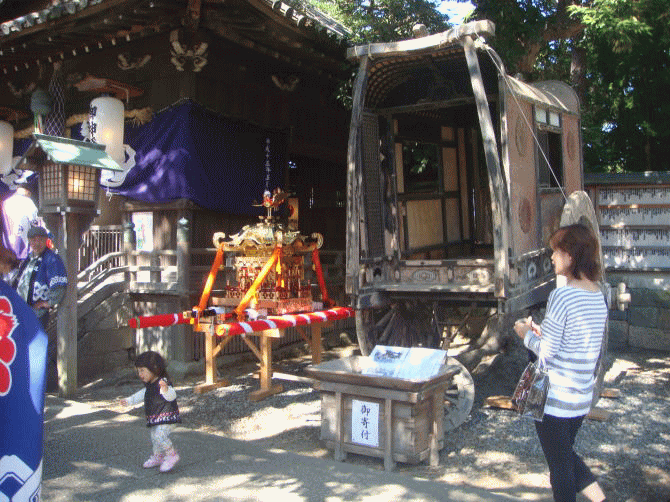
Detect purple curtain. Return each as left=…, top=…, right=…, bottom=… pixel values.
left=110, top=99, right=288, bottom=215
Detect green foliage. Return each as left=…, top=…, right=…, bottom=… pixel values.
left=312, top=0, right=450, bottom=45
left=303, top=0, right=449, bottom=109
left=571, top=0, right=670, bottom=172
left=531, top=39, right=573, bottom=82
left=458, top=0, right=670, bottom=172
left=467, top=0, right=558, bottom=74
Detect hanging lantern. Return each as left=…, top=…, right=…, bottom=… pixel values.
left=0, top=121, right=13, bottom=176
left=89, top=96, right=124, bottom=165
left=30, top=88, right=53, bottom=134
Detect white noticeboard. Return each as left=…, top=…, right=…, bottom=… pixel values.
left=595, top=185, right=670, bottom=270
left=132, top=211, right=153, bottom=282
left=362, top=346, right=447, bottom=380
left=351, top=399, right=379, bottom=447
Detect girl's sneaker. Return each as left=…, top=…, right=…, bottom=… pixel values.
left=143, top=454, right=163, bottom=468
left=159, top=452, right=180, bottom=472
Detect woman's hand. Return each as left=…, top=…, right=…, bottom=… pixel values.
left=514, top=316, right=540, bottom=339
left=159, top=378, right=168, bottom=393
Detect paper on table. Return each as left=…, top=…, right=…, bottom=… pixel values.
left=362, top=345, right=447, bottom=380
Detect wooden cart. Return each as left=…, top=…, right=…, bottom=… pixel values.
left=345, top=20, right=608, bottom=430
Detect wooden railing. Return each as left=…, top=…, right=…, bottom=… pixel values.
left=79, top=225, right=123, bottom=271
left=77, top=230, right=344, bottom=304
left=77, top=251, right=127, bottom=300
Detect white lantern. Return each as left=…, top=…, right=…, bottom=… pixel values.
left=0, top=120, right=14, bottom=176
left=89, top=97, right=124, bottom=165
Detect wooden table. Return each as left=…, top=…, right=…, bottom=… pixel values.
left=192, top=307, right=354, bottom=401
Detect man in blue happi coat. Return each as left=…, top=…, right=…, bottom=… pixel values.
left=12, top=226, right=66, bottom=391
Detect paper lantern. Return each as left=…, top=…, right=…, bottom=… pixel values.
left=89, top=96, right=124, bottom=165
left=0, top=121, right=14, bottom=176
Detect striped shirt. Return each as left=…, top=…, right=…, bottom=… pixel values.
left=524, top=286, right=607, bottom=418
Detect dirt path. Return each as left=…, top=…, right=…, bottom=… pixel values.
left=74, top=342, right=670, bottom=502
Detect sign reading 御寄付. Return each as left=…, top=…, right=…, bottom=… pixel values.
left=352, top=399, right=379, bottom=447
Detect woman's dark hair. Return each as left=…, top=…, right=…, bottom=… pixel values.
left=134, top=350, right=169, bottom=380
left=0, top=247, right=19, bottom=269
left=549, top=223, right=601, bottom=281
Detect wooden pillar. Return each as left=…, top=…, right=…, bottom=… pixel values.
left=334, top=390, right=346, bottom=461
left=310, top=324, right=322, bottom=365
left=56, top=212, right=79, bottom=397
left=123, top=219, right=140, bottom=353
left=122, top=220, right=136, bottom=285
left=384, top=398, right=395, bottom=471
left=463, top=36, right=511, bottom=297
left=345, top=56, right=370, bottom=297
left=176, top=217, right=191, bottom=296
left=259, top=332, right=272, bottom=391
left=247, top=329, right=283, bottom=401
left=430, top=389, right=442, bottom=467
left=149, top=251, right=160, bottom=284
left=174, top=216, right=193, bottom=361
left=204, top=323, right=215, bottom=385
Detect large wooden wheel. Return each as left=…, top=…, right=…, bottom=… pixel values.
left=355, top=299, right=475, bottom=431
left=444, top=357, right=475, bottom=431
left=560, top=190, right=609, bottom=407
left=559, top=190, right=604, bottom=280
left=355, top=298, right=441, bottom=356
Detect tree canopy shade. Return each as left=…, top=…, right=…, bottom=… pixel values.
left=307, top=0, right=450, bottom=44
left=421, top=0, right=670, bottom=172
left=570, top=0, right=670, bottom=172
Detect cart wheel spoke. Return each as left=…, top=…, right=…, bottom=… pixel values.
left=378, top=311, right=397, bottom=345
left=443, top=357, right=475, bottom=431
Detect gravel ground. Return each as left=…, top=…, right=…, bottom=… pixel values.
left=75, top=338, right=670, bottom=502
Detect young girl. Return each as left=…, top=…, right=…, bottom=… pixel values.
left=120, top=351, right=181, bottom=472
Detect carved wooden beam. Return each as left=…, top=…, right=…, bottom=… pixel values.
left=347, top=20, right=496, bottom=61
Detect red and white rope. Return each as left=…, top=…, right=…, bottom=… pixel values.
left=217, top=307, right=354, bottom=337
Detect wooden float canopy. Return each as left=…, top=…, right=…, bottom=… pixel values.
left=346, top=20, right=496, bottom=61
left=346, top=19, right=579, bottom=117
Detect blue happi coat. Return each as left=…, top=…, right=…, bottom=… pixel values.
left=13, top=248, right=67, bottom=307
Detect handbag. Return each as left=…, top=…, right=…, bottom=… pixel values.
left=511, top=359, right=550, bottom=421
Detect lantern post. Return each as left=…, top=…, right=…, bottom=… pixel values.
left=15, top=134, right=123, bottom=397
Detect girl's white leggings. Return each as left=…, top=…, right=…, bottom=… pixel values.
left=150, top=424, right=176, bottom=455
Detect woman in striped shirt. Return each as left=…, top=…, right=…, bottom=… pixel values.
left=514, top=224, right=609, bottom=502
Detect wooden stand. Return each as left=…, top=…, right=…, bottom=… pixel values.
left=193, top=322, right=231, bottom=395
left=306, top=357, right=456, bottom=471
left=193, top=319, right=324, bottom=400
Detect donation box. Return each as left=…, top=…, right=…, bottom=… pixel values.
left=306, top=346, right=456, bottom=471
